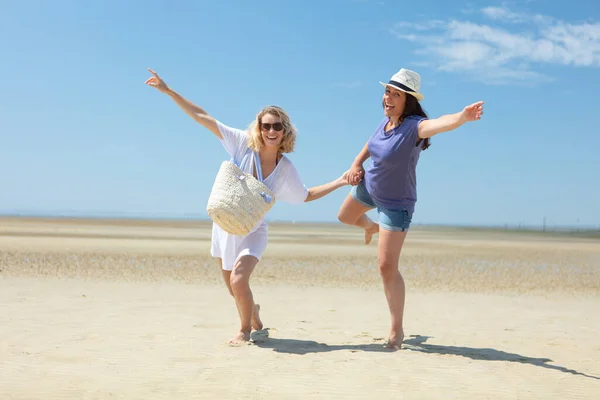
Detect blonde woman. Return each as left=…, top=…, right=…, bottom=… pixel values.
left=145, top=68, right=349, bottom=345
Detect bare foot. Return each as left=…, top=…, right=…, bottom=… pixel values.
left=384, top=329, right=404, bottom=350
left=228, top=331, right=251, bottom=346
left=252, top=303, right=263, bottom=331
left=365, top=222, right=379, bottom=245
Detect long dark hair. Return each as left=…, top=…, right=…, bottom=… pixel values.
left=383, top=94, right=431, bottom=150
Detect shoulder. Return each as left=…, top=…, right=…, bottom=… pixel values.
left=215, top=120, right=247, bottom=137
left=215, top=120, right=249, bottom=147
left=405, top=115, right=427, bottom=125
left=276, top=156, right=296, bottom=175
left=375, top=118, right=388, bottom=133
left=272, top=156, right=303, bottom=184
left=402, top=115, right=427, bottom=134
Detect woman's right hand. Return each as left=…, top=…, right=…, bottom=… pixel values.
left=348, top=163, right=364, bottom=185
left=145, top=68, right=170, bottom=94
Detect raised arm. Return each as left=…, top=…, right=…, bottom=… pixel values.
left=418, top=101, right=484, bottom=139
left=145, top=68, right=221, bottom=139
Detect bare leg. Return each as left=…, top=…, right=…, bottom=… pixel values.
left=228, top=255, right=260, bottom=345
left=217, top=258, right=262, bottom=334
left=252, top=304, right=263, bottom=331
left=218, top=260, right=234, bottom=296
left=337, top=194, right=379, bottom=244
left=377, top=228, right=408, bottom=350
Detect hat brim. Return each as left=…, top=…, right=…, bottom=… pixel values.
left=379, top=82, right=424, bottom=101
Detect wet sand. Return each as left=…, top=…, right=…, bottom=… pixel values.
left=1, top=217, right=599, bottom=399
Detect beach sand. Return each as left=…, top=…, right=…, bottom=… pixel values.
left=1, top=217, right=599, bottom=399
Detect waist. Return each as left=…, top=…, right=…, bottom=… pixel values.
left=365, top=171, right=417, bottom=210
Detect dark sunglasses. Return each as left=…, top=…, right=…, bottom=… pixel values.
left=260, top=122, right=284, bottom=132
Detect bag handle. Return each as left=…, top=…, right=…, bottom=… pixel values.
left=235, top=151, right=264, bottom=182
left=253, top=151, right=264, bottom=182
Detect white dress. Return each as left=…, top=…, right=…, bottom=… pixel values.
left=210, top=121, right=310, bottom=271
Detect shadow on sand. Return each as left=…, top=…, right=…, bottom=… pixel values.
left=402, top=335, right=599, bottom=380
left=251, top=329, right=599, bottom=380
left=251, top=328, right=393, bottom=355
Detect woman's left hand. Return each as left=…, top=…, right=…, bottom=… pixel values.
left=461, top=101, right=484, bottom=122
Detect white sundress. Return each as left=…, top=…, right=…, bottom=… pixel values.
left=210, top=120, right=310, bottom=271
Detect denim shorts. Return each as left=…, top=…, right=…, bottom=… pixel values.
left=350, top=180, right=413, bottom=232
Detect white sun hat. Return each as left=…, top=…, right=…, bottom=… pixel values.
left=380, top=68, right=424, bottom=101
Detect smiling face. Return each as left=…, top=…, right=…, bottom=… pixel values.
left=248, top=105, right=297, bottom=154
left=383, top=86, right=407, bottom=119
left=259, top=112, right=285, bottom=150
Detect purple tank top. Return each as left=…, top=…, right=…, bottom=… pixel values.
left=364, top=116, right=426, bottom=213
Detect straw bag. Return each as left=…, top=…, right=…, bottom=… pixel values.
left=206, top=151, right=275, bottom=236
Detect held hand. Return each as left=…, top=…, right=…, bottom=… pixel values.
left=348, top=164, right=364, bottom=186
left=145, top=68, right=170, bottom=93
left=460, top=101, right=484, bottom=123
left=340, top=170, right=350, bottom=185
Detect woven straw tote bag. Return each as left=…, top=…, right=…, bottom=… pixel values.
left=206, top=151, right=275, bottom=236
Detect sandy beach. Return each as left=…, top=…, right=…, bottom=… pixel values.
left=1, top=217, right=599, bottom=399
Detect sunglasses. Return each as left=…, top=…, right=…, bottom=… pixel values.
left=260, top=122, right=284, bottom=132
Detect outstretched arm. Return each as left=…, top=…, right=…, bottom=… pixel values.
left=145, top=68, right=221, bottom=139
left=305, top=173, right=349, bottom=202
left=418, top=101, right=484, bottom=139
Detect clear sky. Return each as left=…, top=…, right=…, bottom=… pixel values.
left=1, top=0, right=599, bottom=229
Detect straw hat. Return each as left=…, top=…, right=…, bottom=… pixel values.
left=380, top=68, right=424, bottom=101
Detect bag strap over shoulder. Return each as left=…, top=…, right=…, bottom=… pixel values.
left=253, top=151, right=264, bottom=182
left=236, top=151, right=264, bottom=182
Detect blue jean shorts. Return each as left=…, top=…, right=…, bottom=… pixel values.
left=350, top=180, right=413, bottom=232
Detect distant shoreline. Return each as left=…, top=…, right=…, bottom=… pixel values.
left=1, top=213, right=598, bottom=239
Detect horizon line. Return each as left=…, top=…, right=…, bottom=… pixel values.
left=1, top=211, right=598, bottom=233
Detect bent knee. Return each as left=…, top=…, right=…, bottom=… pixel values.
left=338, top=208, right=357, bottom=225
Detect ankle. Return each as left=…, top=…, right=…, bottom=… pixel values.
left=391, top=326, right=404, bottom=335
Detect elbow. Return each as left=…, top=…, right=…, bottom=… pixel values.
left=304, top=190, right=313, bottom=203
left=193, top=113, right=209, bottom=124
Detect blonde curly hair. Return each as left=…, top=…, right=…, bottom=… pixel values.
left=247, top=105, right=297, bottom=153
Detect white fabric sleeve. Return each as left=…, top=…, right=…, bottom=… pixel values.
left=215, top=120, right=249, bottom=160
left=276, top=161, right=309, bottom=204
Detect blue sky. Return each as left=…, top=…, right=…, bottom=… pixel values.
left=1, top=0, right=599, bottom=229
